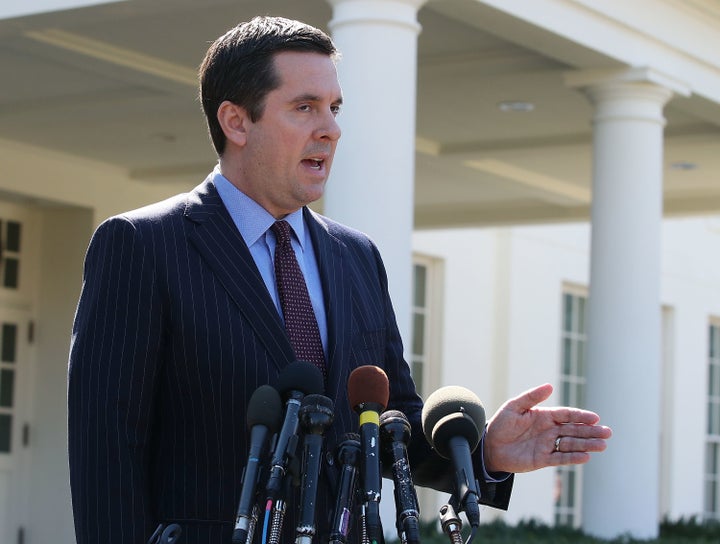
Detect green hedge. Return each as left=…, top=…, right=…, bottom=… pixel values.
left=386, top=517, right=720, bottom=543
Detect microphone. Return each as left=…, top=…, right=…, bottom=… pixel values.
left=265, top=361, right=325, bottom=500
left=263, top=361, right=325, bottom=544
left=232, top=385, right=283, bottom=544
left=379, top=410, right=420, bottom=544
left=421, top=386, right=486, bottom=530
left=347, top=365, right=389, bottom=544
left=295, top=394, right=335, bottom=544
left=329, top=433, right=361, bottom=544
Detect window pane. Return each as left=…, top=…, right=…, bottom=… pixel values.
left=562, top=382, right=571, bottom=406
left=710, top=364, right=718, bottom=396
left=6, top=221, right=20, bottom=252
left=562, top=338, right=572, bottom=375
left=709, top=402, right=717, bottom=436
left=707, top=480, right=717, bottom=514
left=0, top=369, right=13, bottom=408
left=412, top=313, right=425, bottom=356
left=563, top=294, right=573, bottom=332
left=413, top=265, right=426, bottom=307
left=567, top=469, right=576, bottom=504
left=577, top=296, right=586, bottom=334
left=0, top=414, right=11, bottom=453
left=707, top=443, right=718, bottom=474
left=3, top=258, right=18, bottom=289
left=411, top=360, right=424, bottom=395
left=576, top=382, right=585, bottom=408
left=577, top=339, right=586, bottom=377
left=1, top=324, right=16, bottom=363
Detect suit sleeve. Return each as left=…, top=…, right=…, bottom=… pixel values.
left=366, top=241, right=514, bottom=510
left=68, top=216, right=164, bottom=544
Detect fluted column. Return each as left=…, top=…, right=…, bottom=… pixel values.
left=325, top=0, right=426, bottom=349
left=566, top=67, right=689, bottom=539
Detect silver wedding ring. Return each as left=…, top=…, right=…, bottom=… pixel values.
left=554, top=436, right=562, bottom=452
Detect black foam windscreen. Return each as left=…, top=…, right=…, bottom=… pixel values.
left=246, top=384, right=283, bottom=431
left=301, top=393, right=334, bottom=413
left=379, top=409, right=408, bottom=427
left=277, top=360, right=324, bottom=398
left=421, top=386, right=486, bottom=458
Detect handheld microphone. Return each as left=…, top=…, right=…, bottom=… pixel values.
left=295, top=394, right=334, bottom=544
left=379, top=409, right=420, bottom=544
left=329, top=433, right=361, bottom=544
left=265, top=361, right=325, bottom=500
left=347, top=365, right=390, bottom=544
left=421, top=386, right=486, bottom=530
left=264, top=361, right=324, bottom=544
left=232, top=385, right=283, bottom=544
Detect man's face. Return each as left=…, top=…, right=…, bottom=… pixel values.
left=237, top=50, right=342, bottom=218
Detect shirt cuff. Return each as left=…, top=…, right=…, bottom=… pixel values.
left=480, top=426, right=512, bottom=483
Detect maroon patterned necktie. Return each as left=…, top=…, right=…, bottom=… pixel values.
left=271, top=220, right=327, bottom=376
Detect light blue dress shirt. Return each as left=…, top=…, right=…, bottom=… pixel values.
left=213, top=169, right=328, bottom=356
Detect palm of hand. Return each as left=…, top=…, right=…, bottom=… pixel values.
left=483, top=383, right=611, bottom=474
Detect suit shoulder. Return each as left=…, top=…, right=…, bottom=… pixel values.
left=311, top=212, right=377, bottom=250
left=117, top=192, right=189, bottom=225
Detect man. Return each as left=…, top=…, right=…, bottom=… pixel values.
left=68, top=16, right=611, bottom=544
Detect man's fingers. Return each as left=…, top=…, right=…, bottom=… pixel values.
left=506, top=383, right=554, bottom=412
left=550, top=407, right=603, bottom=425
left=544, top=451, right=592, bottom=467
left=552, top=435, right=609, bottom=454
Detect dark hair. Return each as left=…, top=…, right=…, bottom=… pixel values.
left=199, top=16, right=339, bottom=156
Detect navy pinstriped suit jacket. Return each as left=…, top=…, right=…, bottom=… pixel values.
left=68, top=177, right=512, bottom=544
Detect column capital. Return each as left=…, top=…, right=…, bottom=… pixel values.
left=565, top=66, right=689, bottom=97
left=327, top=0, right=428, bottom=34
left=565, top=67, right=688, bottom=124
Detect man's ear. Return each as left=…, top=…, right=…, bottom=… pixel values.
left=217, top=100, right=250, bottom=147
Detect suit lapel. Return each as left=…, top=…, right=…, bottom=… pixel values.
left=184, top=178, right=295, bottom=371
left=304, top=208, right=353, bottom=405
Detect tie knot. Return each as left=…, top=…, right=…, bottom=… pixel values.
left=271, top=220, right=292, bottom=245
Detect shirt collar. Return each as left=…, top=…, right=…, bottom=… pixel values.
left=212, top=168, right=307, bottom=249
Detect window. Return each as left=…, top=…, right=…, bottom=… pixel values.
left=0, top=220, right=21, bottom=290
left=411, top=255, right=444, bottom=521
left=411, top=263, right=428, bottom=396
left=555, top=289, right=587, bottom=527
left=705, top=321, right=720, bottom=520
left=0, top=322, right=17, bottom=453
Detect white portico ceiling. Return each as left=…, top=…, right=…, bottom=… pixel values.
left=1, top=0, right=720, bottom=227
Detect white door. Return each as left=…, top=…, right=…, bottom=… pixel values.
left=0, top=207, right=36, bottom=544
left=0, top=313, right=31, bottom=544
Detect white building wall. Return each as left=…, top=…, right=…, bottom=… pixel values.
left=414, top=216, right=720, bottom=528
left=660, top=217, right=720, bottom=519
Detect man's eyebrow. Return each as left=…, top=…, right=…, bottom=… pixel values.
left=291, top=93, right=343, bottom=104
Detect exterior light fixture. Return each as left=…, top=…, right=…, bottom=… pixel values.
left=498, top=101, right=535, bottom=112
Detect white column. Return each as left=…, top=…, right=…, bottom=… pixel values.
left=565, top=68, right=688, bottom=539
left=325, top=0, right=426, bottom=349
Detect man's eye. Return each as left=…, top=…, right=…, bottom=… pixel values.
left=331, top=105, right=341, bottom=116
left=298, top=104, right=311, bottom=112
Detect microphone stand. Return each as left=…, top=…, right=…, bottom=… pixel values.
left=267, top=473, right=294, bottom=544
left=439, top=503, right=463, bottom=544
left=359, top=503, right=370, bottom=544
